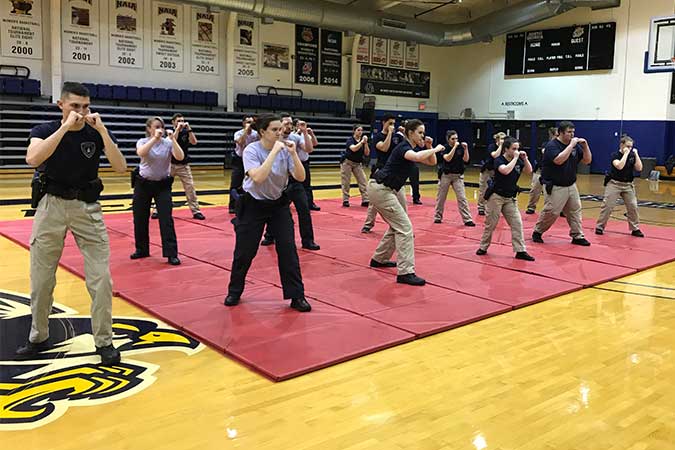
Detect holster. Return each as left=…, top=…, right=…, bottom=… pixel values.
left=483, top=179, right=495, bottom=201
left=603, top=174, right=611, bottom=186
left=541, top=178, right=554, bottom=195
left=30, top=171, right=47, bottom=209
left=130, top=167, right=139, bottom=188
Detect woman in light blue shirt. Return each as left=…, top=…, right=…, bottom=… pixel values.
left=131, top=116, right=184, bottom=265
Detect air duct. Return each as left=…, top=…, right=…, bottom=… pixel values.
left=199, top=0, right=620, bottom=46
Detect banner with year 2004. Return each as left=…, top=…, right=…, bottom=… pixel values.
left=152, top=1, right=183, bottom=72
left=0, top=0, right=43, bottom=59
left=190, top=6, right=218, bottom=75
left=109, top=0, right=143, bottom=68
left=62, top=0, right=100, bottom=65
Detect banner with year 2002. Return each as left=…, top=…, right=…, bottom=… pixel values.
left=62, top=0, right=100, bottom=65
left=190, top=6, right=219, bottom=75
left=152, top=1, right=183, bottom=72
left=0, top=0, right=43, bottom=59
left=109, top=0, right=143, bottom=68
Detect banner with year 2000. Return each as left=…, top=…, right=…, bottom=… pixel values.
left=152, top=1, right=183, bottom=72
left=0, top=0, right=43, bottom=59
left=62, top=0, right=100, bottom=65
left=109, top=0, right=143, bottom=68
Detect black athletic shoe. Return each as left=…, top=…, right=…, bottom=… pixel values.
left=413, top=199, right=423, bottom=205
left=515, top=251, right=535, bottom=261
left=168, top=256, right=181, bottom=265
left=464, top=221, right=476, bottom=227
left=595, top=228, right=604, bottom=235
left=525, top=208, right=535, bottom=215
left=96, top=344, right=121, bottom=365
left=193, top=212, right=206, bottom=220
left=632, top=230, right=645, bottom=238
left=261, top=237, right=274, bottom=246
left=478, top=210, right=486, bottom=216
left=130, top=251, right=150, bottom=260
left=396, top=273, right=426, bottom=286
left=151, top=212, right=159, bottom=219
left=290, top=297, right=312, bottom=312
left=361, top=201, right=369, bottom=207
left=302, top=242, right=321, bottom=251
left=15, top=339, right=51, bottom=360
left=310, top=203, right=321, bottom=211
left=434, top=218, right=442, bottom=224
left=370, top=258, right=397, bottom=268
left=361, top=227, right=372, bottom=234
left=571, top=238, right=591, bottom=246
left=476, top=248, right=487, bottom=256
left=532, top=231, right=544, bottom=243
left=224, top=295, right=240, bottom=306
left=342, top=201, right=350, bottom=207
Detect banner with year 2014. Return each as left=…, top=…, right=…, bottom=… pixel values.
left=109, top=0, right=143, bottom=68
left=190, top=6, right=219, bottom=75
left=62, top=0, right=100, bottom=65
left=0, top=0, right=43, bottom=59
left=152, top=1, right=183, bottom=72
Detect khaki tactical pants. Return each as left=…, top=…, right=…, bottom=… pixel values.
left=527, top=171, right=543, bottom=211
left=479, top=194, right=527, bottom=253
left=340, top=160, right=369, bottom=203
left=171, top=163, right=201, bottom=214
left=29, top=194, right=113, bottom=348
left=596, top=179, right=640, bottom=232
left=434, top=173, right=473, bottom=223
left=478, top=169, right=494, bottom=213
left=367, top=181, right=415, bottom=275
left=534, top=183, right=585, bottom=239
left=363, top=182, right=406, bottom=230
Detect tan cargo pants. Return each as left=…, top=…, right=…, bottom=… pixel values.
left=527, top=171, right=543, bottom=211
left=340, top=160, right=369, bottom=203
left=479, top=194, right=527, bottom=253
left=363, top=182, right=406, bottom=230
left=533, top=183, right=585, bottom=239
left=434, top=173, right=473, bottom=223
left=596, top=179, right=640, bottom=232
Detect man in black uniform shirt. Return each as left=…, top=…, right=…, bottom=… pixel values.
left=532, top=121, right=592, bottom=245
left=15, top=82, right=127, bottom=365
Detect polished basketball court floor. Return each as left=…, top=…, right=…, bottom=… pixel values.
left=1, top=167, right=674, bottom=449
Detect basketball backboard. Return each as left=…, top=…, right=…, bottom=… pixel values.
left=645, top=15, right=675, bottom=73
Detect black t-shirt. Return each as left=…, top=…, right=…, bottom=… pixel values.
left=171, top=129, right=191, bottom=164
left=375, top=140, right=416, bottom=191
left=372, top=131, right=402, bottom=169
left=440, top=144, right=466, bottom=174
left=29, top=120, right=118, bottom=187
left=344, top=137, right=366, bottom=163
left=533, top=142, right=548, bottom=172
left=481, top=143, right=498, bottom=171
left=541, top=139, right=583, bottom=187
left=493, top=155, right=525, bottom=198
left=609, top=150, right=637, bottom=182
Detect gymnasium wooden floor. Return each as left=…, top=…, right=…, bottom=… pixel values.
left=1, top=167, right=674, bottom=449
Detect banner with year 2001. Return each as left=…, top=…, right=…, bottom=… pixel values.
left=152, top=1, right=183, bottom=72
left=62, top=0, right=100, bottom=65
left=0, top=0, right=43, bottom=59
left=109, top=0, right=143, bottom=68
left=190, top=6, right=219, bottom=75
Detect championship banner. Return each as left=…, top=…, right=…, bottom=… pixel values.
left=405, top=41, right=419, bottom=70
left=355, top=35, right=369, bottom=64
left=388, top=39, right=404, bottom=68
left=295, top=24, right=318, bottom=84
left=62, top=0, right=100, bottom=65
left=1, top=0, right=43, bottom=59
left=109, top=0, right=143, bottom=68
left=320, top=28, right=341, bottom=86
left=234, top=14, right=258, bottom=78
left=151, top=1, right=183, bottom=72
left=360, top=64, right=430, bottom=98
left=371, top=37, right=387, bottom=66
left=190, top=6, right=218, bottom=74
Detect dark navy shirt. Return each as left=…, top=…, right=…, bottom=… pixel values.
left=609, top=150, right=637, bottom=182
left=375, top=140, right=416, bottom=191
left=541, top=139, right=584, bottom=187
left=344, top=137, right=366, bottom=163
left=493, top=155, right=525, bottom=198
left=372, top=131, right=402, bottom=169
left=440, top=144, right=466, bottom=174
left=29, top=120, right=118, bottom=187
left=481, top=143, right=499, bottom=171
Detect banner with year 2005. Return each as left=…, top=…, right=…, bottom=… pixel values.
left=62, top=0, right=100, bottom=65
left=0, top=0, right=43, bottom=59
left=190, top=6, right=219, bottom=75
left=152, top=1, right=183, bottom=72
left=109, top=0, right=143, bottom=68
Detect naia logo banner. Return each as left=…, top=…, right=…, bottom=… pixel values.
left=152, top=1, right=183, bottom=72
left=0, top=0, right=43, bottom=60
left=109, top=0, right=143, bottom=68
left=62, top=0, right=100, bottom=65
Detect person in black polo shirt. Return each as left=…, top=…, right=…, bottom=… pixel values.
left=476, top=137, right=535, bottom=261
left=16, top=82, right=127, bottom=365
left=397, top=122, right=422, bottom=205
left=340, top=124, right=370, bottom=206
left=434, top=130, right=475, bottom=226
left=367, top=119, right=445, bottom=286
left=477, top=132, right=505, bottom=216
left=532, top=121, right=592, bottom=245
left=595, top=135, right=644, bottom=237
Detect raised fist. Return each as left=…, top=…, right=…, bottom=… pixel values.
left=65, top=111, right=83, bottom=128
left=153, top=128, right=163, bottom=139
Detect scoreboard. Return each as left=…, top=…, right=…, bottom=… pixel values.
left=505, top=22, right=616, bottom=75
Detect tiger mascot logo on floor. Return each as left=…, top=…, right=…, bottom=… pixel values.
left=0, top=290, right=203, bottom=430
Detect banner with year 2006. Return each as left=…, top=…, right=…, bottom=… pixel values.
left=0, top=0, right=43, bottom=59
left=62, top=0, right=100, bottom=65
left=190, top=6, right=218, bottom=75
left=109, top=0, right=143, bottom=68
left=152, top=1, right=183, bottom=72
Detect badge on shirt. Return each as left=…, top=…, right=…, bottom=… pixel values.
left=81, top=142, right=96, bottom=159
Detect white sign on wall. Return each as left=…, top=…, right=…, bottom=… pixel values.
left=371, top=37, right=387, bottom=66
left=356, top=35, right=370, bottom=64
left=0, top=0, right=43, bottom=59
left=234, top=14, right=258, bottom=78
left=62, top=0, right=100, bottom=65
left=190, top=6, right=218, bottom=75
left=151, top=1, right=183, bottom=72
left=389, top=40, right=404, bottom=68
left=109, top=0, right=143, bottom=68
left=405, top=41, right=419, bottom=70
